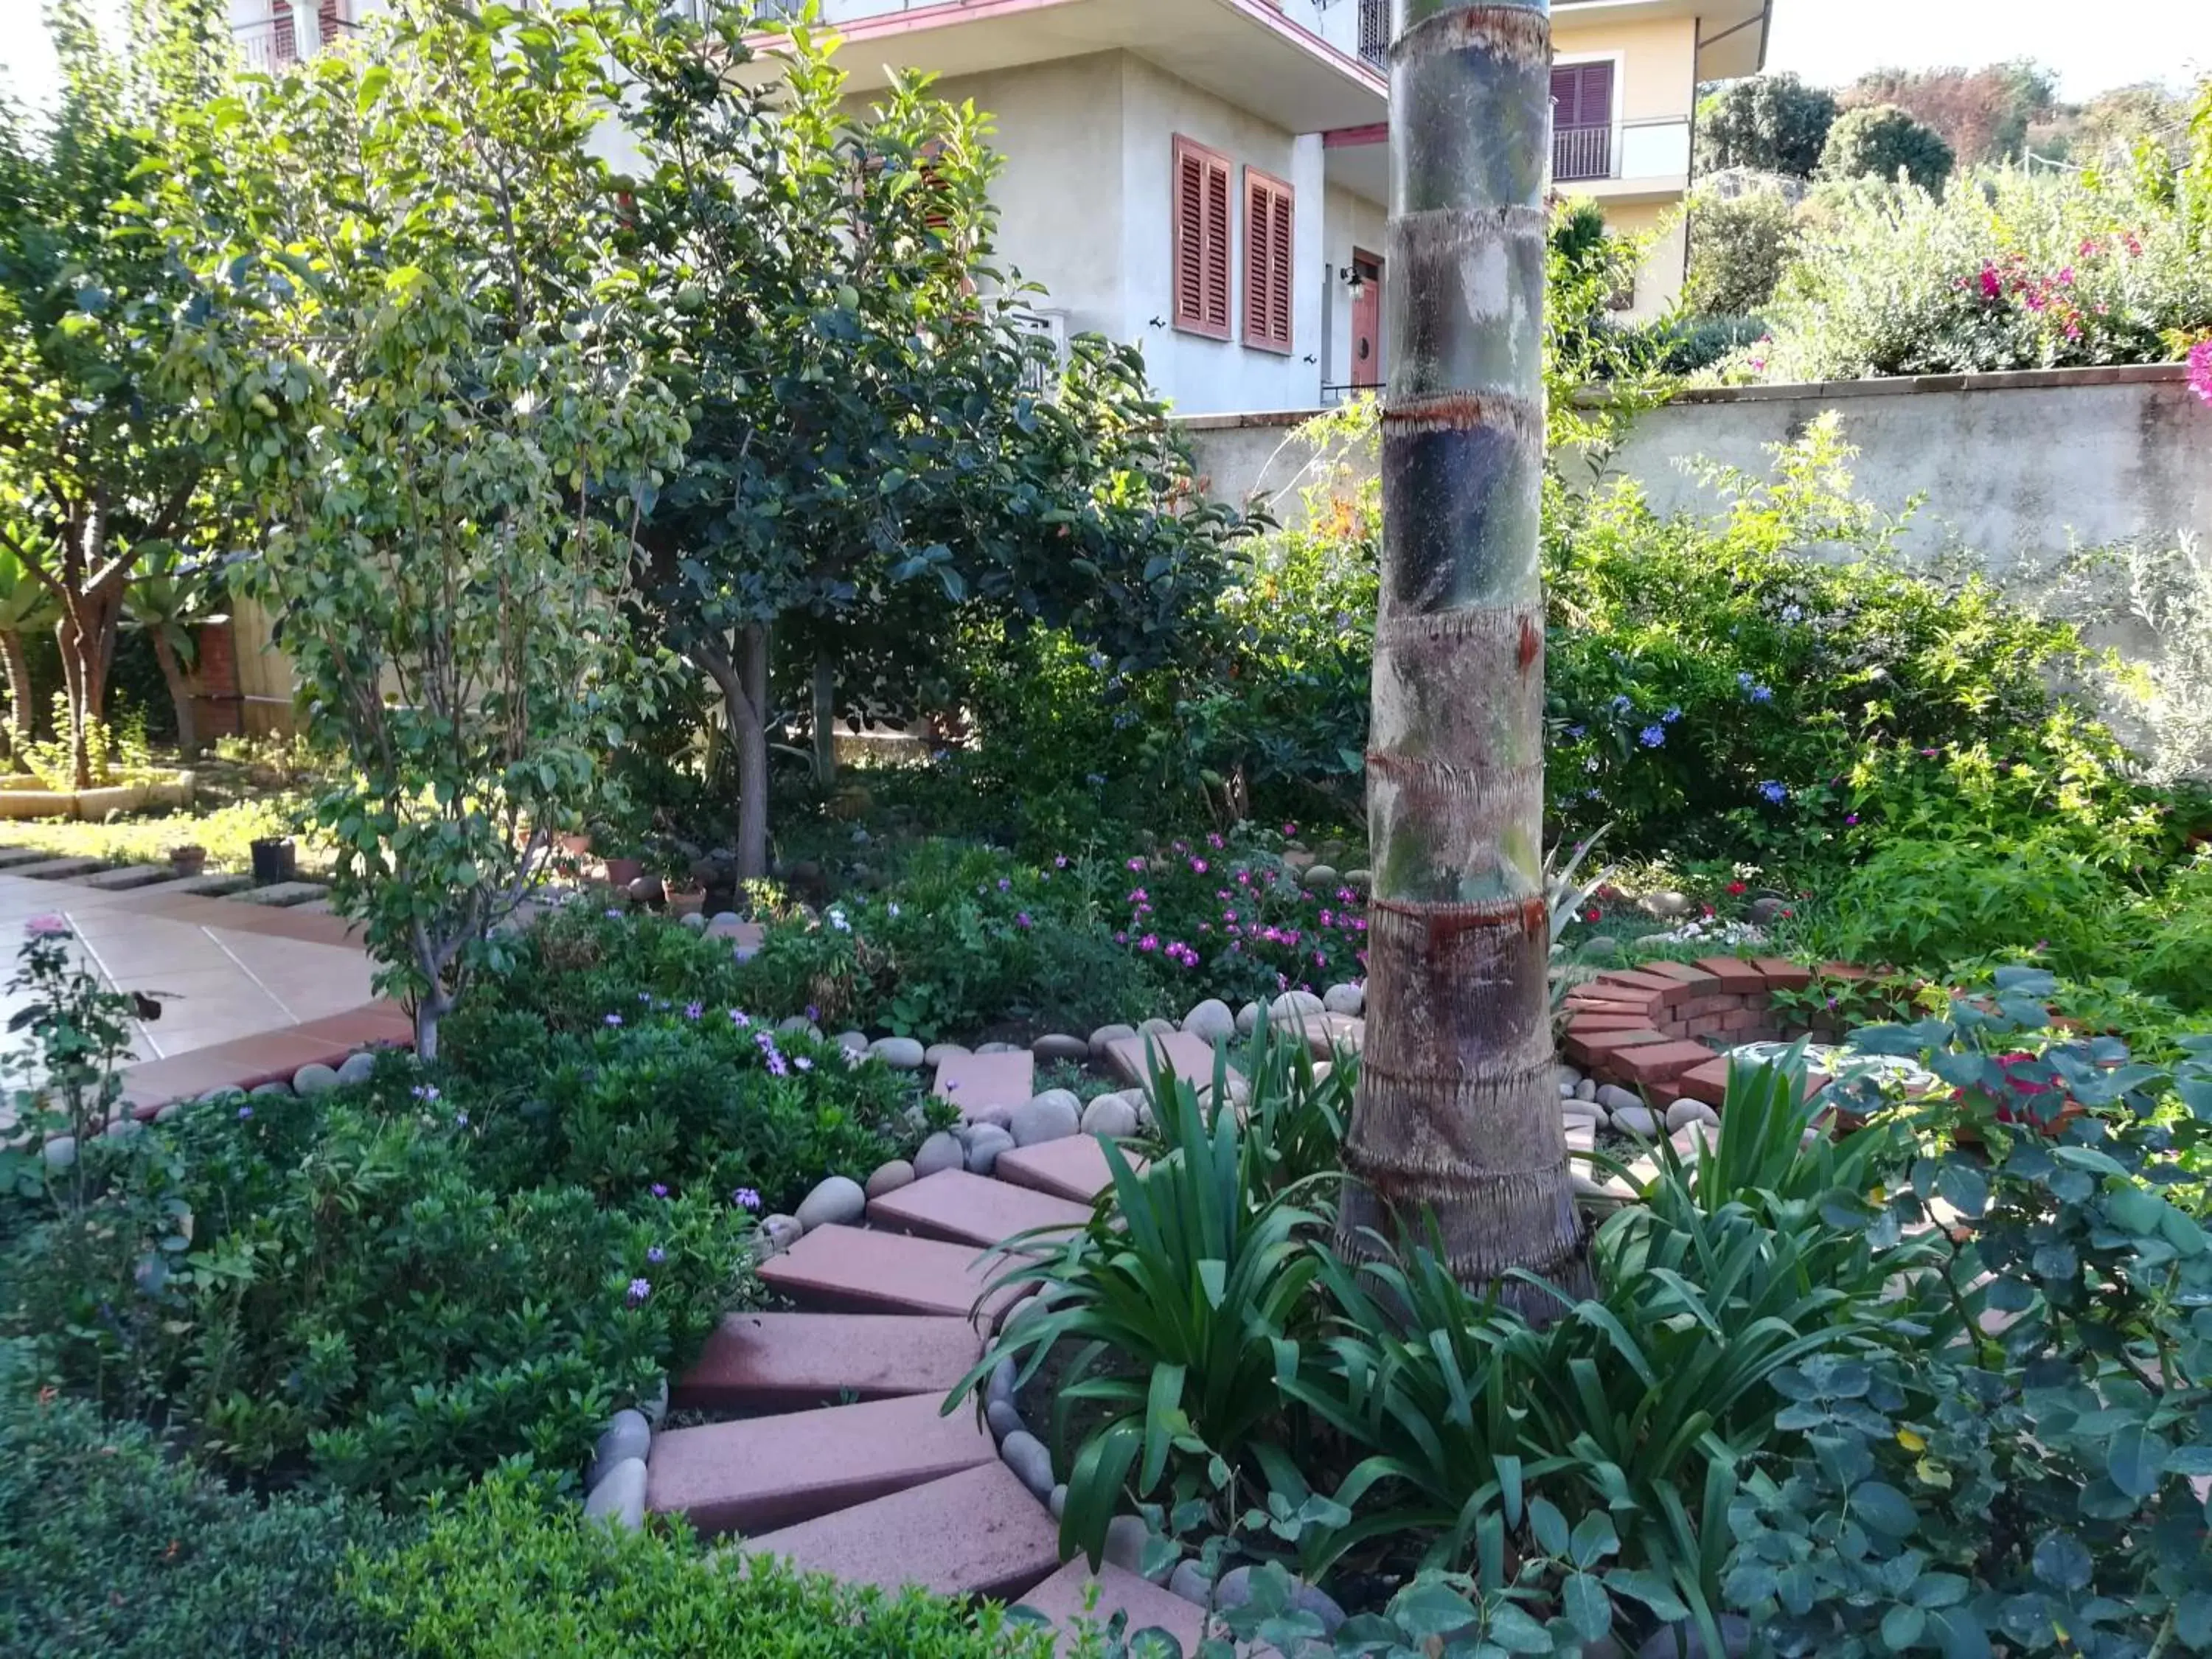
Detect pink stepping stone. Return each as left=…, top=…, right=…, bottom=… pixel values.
left=993, top=1135, right=1146, bottom=1206
left=644, top=1391, right=994, bottom=1537
left=866, top=1169, right=1096, bottom=1249
left=1104, top=1030, right=1228, bottom=1091
left=1018, top=1560, right=1210, bottom=1655
left=745, top=1461, right=1062, bottom=1600
left=933, top=1050, right=1037, bottom=1117
left=672, top=1311, right=981, bottom=1412
left=757, top=1223, right=1027, bottom=1320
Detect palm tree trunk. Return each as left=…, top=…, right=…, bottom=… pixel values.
left=0, top=629, right=30, bottom=759
left=1335, top=0, right=1588, bottom=1312
left=150, top=630, right=199, bottom=758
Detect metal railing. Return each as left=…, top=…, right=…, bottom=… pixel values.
left=1554, top=123, right=1613, bottom=184
left=1357, top=0, right=1387, bottom=69
left=231, top=10, right=358, bottom=72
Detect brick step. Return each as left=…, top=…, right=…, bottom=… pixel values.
left=672, top=1311, right=981, bottom=1412
left=10, top=857, right=108, bottom=880
left=0, top=845, right=58, bottom=869
left=932, top=1050, right=1036, bottom=1117
left=76, top=863, right=180, bottom=891
left=226, top=880, right=330, bottom=907
left=757, top=1223, right=1025, bottom=1320
left=993, top=1135, right=1143, bottom=1206
left=1018, top=1561, right=1208, bottom=1654
left=865, top=1169, right=1095, bottom=1249
left=743, top=1461, right=1061, bottom=1601
left=644, top=1391, right=993, bottom=1537
left=160, top=872, right=255, bottom=897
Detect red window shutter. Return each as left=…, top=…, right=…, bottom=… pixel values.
left=1172, top=135, right=1232, bottom=341
left=1243, top=167, right=1294, bottom=354
left=270, top=0, right=298, bottom=62
left=1551, top=62, right=1615, bottom=130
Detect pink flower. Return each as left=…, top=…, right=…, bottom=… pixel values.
left=1126, top=858, right=1144, bottom=872
left=1138, top=933, right=1159, bottom=953
left=2189, top=340, right=2212, bottom=409
left=1978, top=264, right=2001, bottom=300
left=1189, top=858, right=1208, bottom=874
left=22, top=914, right=68, bottom=937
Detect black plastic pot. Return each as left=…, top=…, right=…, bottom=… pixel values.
left=250, top=836, right=296, bottom=886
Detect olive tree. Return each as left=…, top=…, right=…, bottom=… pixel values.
left=170, top=0, right=685, bottom=1058
left=1337, top=0, right=1588, bottom=1307
left=0, top=0, right=237, bottom=786
left=611, top=3, right=1239, bottom=877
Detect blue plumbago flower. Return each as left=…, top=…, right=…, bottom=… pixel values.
left=605, top=1013, right=623, bottom=1027
left=1662, top=706, right=1683, bottom=723
left=604, top=908, right=625, bottom=919
left=453, top=1111, right=468, bottom=1127
left=1565, top=724, right=1587, bottom=740
left=1584, top=787, right=1604, bottom=801
left=1609, top=694, right=1633, bottom=715
left=411, top=1083, right=439, bottom=1103
left=647, top=1246, right=665, bottom=1265
left=1759, top=780, right=1790, bottom=804
left=237, top=1105, right=253, bottom=1120
left=1780, top=603, right=1804, bottom=623
left=1085, top=773, right=1106, bottom=787
left=827, top=908, right=851, bottom=932
left=1639, top=726, right=1666, bottom=748
left=1751, top=685, right=1774, bottom=703
left=1088, top=650, right=1110, bottom=671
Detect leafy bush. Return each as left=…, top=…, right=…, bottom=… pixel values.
left=1683, top=181, right=1801, bottom=316
left=1697, top=74, right=1840, bottom=178
left=350, top=1464, right=1054, bottom=1659
left=0, top=1351, right=403, bottom=1658
left=1819, top=103, right=1957, bottom=189
left=1741, top=163, right=2212, bottom=381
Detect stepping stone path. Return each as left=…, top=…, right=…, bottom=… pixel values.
left=648, top=1134, right=1186, bottom=1644
left=932, top=1050, right=1037, bottom=1116
left=226, top=880, right=331, bottom=907
left=10, top=856, right=107, bottom=880
left=77, top=863, right=180, bottom=891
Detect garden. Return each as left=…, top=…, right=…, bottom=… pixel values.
left=5, top=3, right=2212, bottom=1658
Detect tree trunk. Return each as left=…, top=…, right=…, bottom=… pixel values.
left=811, top=649, right=837, bottom=787
left=692, top=626, right=773, bottom=883
left=0, top=629, right=29, bottom=759
left=150, top=630, right=199, bottom=758
left=1335, top=0, right=1588, bottom=1312
left=56, top=585, right=122, bottom=790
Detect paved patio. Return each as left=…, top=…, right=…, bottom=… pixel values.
left=0, top=869, right=408, bottom=1113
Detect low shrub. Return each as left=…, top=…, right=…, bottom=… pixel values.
left=349, top=1464, right=1055, bottom=1659
left=0, top=1349, right=404, bottom=1658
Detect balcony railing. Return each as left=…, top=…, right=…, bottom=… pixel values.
left=1554, top=123, right=1612, bottom=183
left=1357, top=0, right=1387, bottom=70
left=232, top=10, right=358, bottom=73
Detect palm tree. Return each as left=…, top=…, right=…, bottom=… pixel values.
left=1335, top=0, right=1590, bottom=1311
left=0, top=546, right=56, bottom=763
left=124, top=551, right=214, bottom=757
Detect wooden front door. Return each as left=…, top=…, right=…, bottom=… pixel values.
left=1351, top=250, right=1383, bottom=389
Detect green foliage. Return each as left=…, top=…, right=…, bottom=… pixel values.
left=0, top=1352, right=404, bottom=1658
left=1683, top=182, right=1800, bottom=316
left=1820, top=104, right=1958, bottom=191
left=352, top=1464, right=1054, bottom=1658
left=167, top=0, right=688, bottom=1057
left=1697, top=74, right=1840, bottom=178
left=1742, top=162, right=2212, bottom=381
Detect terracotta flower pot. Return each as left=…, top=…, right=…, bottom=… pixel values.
left=169, top=844, right=207, bottom=877
left=602, top=856, right=644, bottom=888
left=667, top=884, right=707, bottom=919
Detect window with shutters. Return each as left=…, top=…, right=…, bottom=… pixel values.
left=1551, top=60, right=1617, bottom=182
left=1242, top=166, right=1295, bottom=355
left=1171, top=135, right=1233, bottom=341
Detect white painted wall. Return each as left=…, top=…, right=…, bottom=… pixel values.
left=1116, top=54, right=1325, bottom=414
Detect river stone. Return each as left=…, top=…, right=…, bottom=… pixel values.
left=987, top=1399, right=1023, bottom=1442
left=1169, top=1559, right=1214, bottom=1604
left=869, top=1036, right=925, bottom=1070
left=1032, top=1033, right=1089, bottom=1063
left=1748, top=897, right=1790, bottom=927
left=1269, top=990, right=1324, bottom=1020
left=914, top=1131, right=965, bottom=1178
left=1611, top=1105, right=1661, bottom=1138
left=41, top=1135, right=76, bottom=1169
left=1050, top=1484, right=1068, bottom=1519
left=988, top=1355, right=1017, bottom=1408
left=291, top=1062, right=341, bottom=1097
left=1000, top=1430, right=1055, bottom=1500
left=1585, top=934, right=1623, bottom=959
left=1322, top=982, right=1365, bottom=1016
left=102, top=1116, right=142, bottom=1141
left=709, top=911, right=742, bottom=929
left=1180, top=999, right=1237, bottom=1044
left=1343, top=868, right=1371, bottom=893
left=864, top=1160, right=916, bottom=1199
left=678, top=911, right=708, bottom=931
left=977, top=1041, right=1022, bottom=1055
left=833, top=1030, right=869, bottom=1055
left=795, top=1175, right=867, bottom=1232
left=1596, top=1084, right=1643, bottom=1115
left=1634, top=1615, right=1753, bottom=1659
left=1556, top=1065, right=1585, bottom=1088
left=923, top=1042, right=970, bottom=1068
left=336, top=1051, right=377, bottom=1085
left=1214, top=1568, right=1348, bottom=1634
left=588, top=1409, right=652, bottom=1489
left=1088, top=1023, right=1137, bottom=1060
left=1235, top=1001, right=1262, bottom=1037
left=1301, top=863, right=1340, bottom=892
left=965, top=1124, right=1016, bottom=1174
left=1666, top=1098, right=1721, bottom=1131
left=1011, top=1091, right=1081, bottom=1147
left=1137, top=1018, right=1178, bottom=1040
left=1574, top=1078, right=1598, bottom=1102
left=1081, top=1094, right=1141, bottom=1138
left=756, top=1214, right=804, bottom=1256
left=1639, top=890, right=1694, bottom=919
left=583, top=1456, right=647, bottom=1529
left=153, top=1102, right=182, bottom=1124
left=1103, top=1514, right=1158, bottom=1579
left=251, top=1079, right=293, bottom=1097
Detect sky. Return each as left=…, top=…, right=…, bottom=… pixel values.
left=1765, top=0, right=2212, bottom=102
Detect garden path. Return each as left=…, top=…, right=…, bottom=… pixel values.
left=649, top=1141, right=1208, bottom=1651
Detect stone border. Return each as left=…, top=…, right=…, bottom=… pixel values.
left=0, top=769, right=195, bottom=822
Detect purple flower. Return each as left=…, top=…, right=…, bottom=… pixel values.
left=605, top=1013, right=624, bottom=1027
left=794, top=1056, right=814, bottom=1071
left=647, top=1245, right=665, bottom=1264
left=1054, top=855, right=1069, bottom=868
left=651, top=1183, right=668, bottom=1198
left=638, top=991, right=652, bottom=1003
left=1758, top=781, right=1789, bottom=805
left=604, top=908, right=625, bottom=919
left=732, top=1187, right=762, bottom=1211
left=996, top=877, right=1011, bottom=892
left=23, top=914, right=68, bottom=938
left=1661, top=706, right=1682, bottom=724
left=627, top=1278, right=652, bottom=1305
left=1015, top=912, right=1032, bottom=929
left=1127, top=858, right=1144, bottom=872
left=453, top=1110, right=468, bottom=1127
left=1845, top=813, right=1860, bottom=826
left=804, top=1004, right=819, bottom=1023
left=237, top=1105, right=253, bottom=1120
left=2190, top=340, right=2212, bottom=408
left=1639, top=726, right=1666, bottom=748
left=684, top=1002, right=702, bottom=1020
left=411, top=1084, right=440, bottom=1102
left=729, top=1009, right=751, bottom=1027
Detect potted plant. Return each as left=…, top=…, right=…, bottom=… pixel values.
left=601, top=852, right=645, bottom=888
left=168, top=844, right=206, bottom=877
left=665, top=876, right=708, bottom=919
left=249, top=835, right=296, bottom=885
